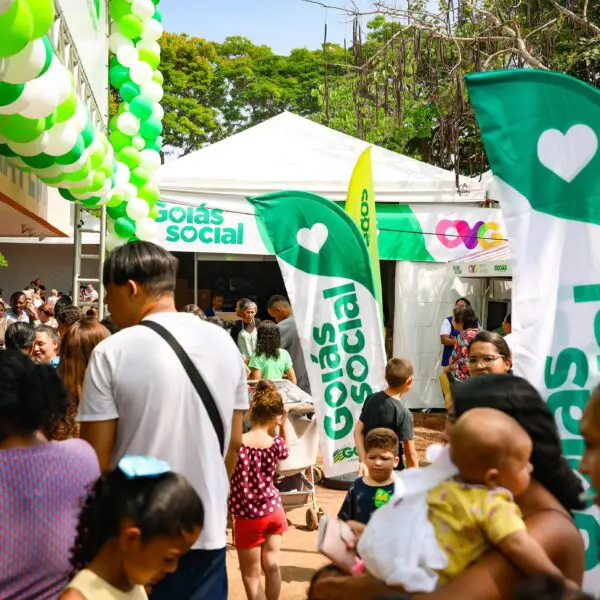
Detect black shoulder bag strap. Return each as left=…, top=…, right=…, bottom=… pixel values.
left=140, top=320, right=225, bottom=455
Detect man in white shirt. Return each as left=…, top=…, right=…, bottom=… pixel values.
left=78, top=241, right=248, bottom=600
left=83, top=283, right=99, bottom=303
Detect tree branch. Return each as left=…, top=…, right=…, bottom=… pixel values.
left=550, top=0, right=600, bottom=35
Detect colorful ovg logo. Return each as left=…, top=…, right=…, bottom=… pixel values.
left=436, top=219, right=503, bottom=250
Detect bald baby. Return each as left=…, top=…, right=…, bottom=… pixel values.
left=450, top=407, right=533, bottom=495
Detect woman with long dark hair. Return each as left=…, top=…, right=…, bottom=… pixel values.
left=312, top=375, right=585, bottom=600
left=249, top=321, right=297, bottom=384
left=0, top=351, right=100, bottom=598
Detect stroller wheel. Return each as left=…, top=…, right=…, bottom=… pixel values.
left=306, top=508, right=319, bottom=531
left=313, top=466, right=324, bottom=485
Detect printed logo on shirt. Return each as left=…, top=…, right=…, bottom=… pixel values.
left=373, top=488, right=392, bottom=508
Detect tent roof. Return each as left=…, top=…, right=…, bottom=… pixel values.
left=158, top=112, right=484, bottom=205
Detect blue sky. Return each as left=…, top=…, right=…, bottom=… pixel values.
left=161, top=0, right=375, bottom=54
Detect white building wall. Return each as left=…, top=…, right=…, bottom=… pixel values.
left=393, top=261, right=484, bottom=409
left=0, top=243, right=97, bottom=298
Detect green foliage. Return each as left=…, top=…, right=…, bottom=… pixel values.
left=0, top=253, right=7, bottom=268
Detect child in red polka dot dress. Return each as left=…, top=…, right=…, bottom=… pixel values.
left=229, top=380, right=290, bottom=600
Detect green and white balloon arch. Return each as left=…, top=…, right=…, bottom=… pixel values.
left=0, top=0, right=164, bottom=249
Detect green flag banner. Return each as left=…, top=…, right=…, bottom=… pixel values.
left=249, top=190, right=387, bottom=478
left=466, top=69, right=600, bottom=588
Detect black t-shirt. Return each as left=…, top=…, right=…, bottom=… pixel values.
left=338, top=478, right=395, bottom=525
left=359, top=391, right=414, bottom=469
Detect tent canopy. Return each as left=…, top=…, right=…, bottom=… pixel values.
left=448, top=241, right=512, bottom=277
left=158, top=112, right=484, bottom=206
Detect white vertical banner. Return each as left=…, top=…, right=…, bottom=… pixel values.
left=467, top=69, right=600, bottom=589
left=249, top=190, right=386, bottom=478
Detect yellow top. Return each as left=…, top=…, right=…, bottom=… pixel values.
left=427, top=480, right=526, bottom=584
left=66, top=569, right=149, bottom=600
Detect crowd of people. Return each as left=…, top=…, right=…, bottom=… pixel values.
left=0, top=242, right=597, bottom=600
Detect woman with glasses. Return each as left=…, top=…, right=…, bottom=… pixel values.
left=467, top=331, right=512, bottom=377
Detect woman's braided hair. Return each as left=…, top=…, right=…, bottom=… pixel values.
left=70, top=468, right=204, bottom=575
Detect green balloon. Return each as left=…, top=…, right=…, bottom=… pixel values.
left=119, top=15, right=143, bottom=40
left=129, top=95, right=153, bottom=120
left=109, top=130, right=132, bottom=152
left=120, top=81, right=140, bottom=103
left=138, top=182, right=160, bottom=204
left=109, top=115, right=120, bottom=133
left=59, top=188, right=76, bottom=202
left=117, top=146, right=141, bottom=169
left=0, top=81, right=24, bottom=107
left=65, top=166, right=90, bottom=183
left=0, top=143, right=17, bottom=157
left=114, top=216, right=136, bottom=238
left=107, top=201, right=127, bottom=220
left=89, top=146, right=105, bottom=170
left=150, top=0, right=159, bottom=6
left=130, top=166, right=150, bottom=188
left=44, top=110, right=56, bottom=130
left=40, top=172, right=66, bottom=185
left=55, top=91, right=78, bottom=123
left=107, top=191, right=125, bottom=207
left=28, top=0, right=56, bottom=40
left=82, top=196, right=102, bottom=207
left=140, top=116, right=162, bottom=141
left=91, top=171, right=107, bottom=190
left=148, top=205, right=159, bottom=220
left=152, top=70, right=163, bottom=85
left=22, top=152, right=54, bottom=168
left=0, top=0, right=34, bottom=58
left=109, top=0, right=131, bottom=21
left=138, top=48, right=159, bottom=70
left=81, top=119, right=95, bottom=148
left=153, top=8, right=162, bottom=22
left=145, top=137, right=162, bottom=153
left=109, top=64, right=130, bottom=88
left=0, top=113, right=45, bottom=143
left=110, top=55, right=120, bottom=69
left=55, top=136, right=85, bottom=165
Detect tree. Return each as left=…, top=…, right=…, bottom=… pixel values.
left=159, top=33, right=225, bottom=156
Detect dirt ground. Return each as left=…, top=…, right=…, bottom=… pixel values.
left=226, top=413, right=446, bottom=600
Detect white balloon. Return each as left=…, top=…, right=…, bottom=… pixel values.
left=117, top=112, right=140, bottom=136
left=129, top=61, right=153, bottom=85
left=136, top=39, right=160, bottom=57
left=2, top=38, right=48, bottom=84
left=44, top=121, right=78, bottom=156
left=105, top=232, right=126, bottom=252
left=117, top=46, right=139, bottom=68
left=65, top=174, right=94, bottom=189
left=96, top=179, right=113, bottom=203
left=20, top=87, right=58, bottom=118
left=139, top=149, right=161, bottom=172
left=151, top=103, right=164, bottom=120
left=141, top=19, right=163, bottom=42
left=135, top=217, right=158, bottom=241
left=71, top=188, right=99, bottom=200
left=70, top=100, right=89, bottom=133
left=123, top=183, right=137, bottom=201
left=34, top=162, right=64, bottom=179
left=132, top=135, right=145, bottom=150
left=53, top=63, right=73, bottom=105
left=7, top=131, right=49, bottom=156
left=109, top=31, right=132, bottom=55
left=126, top=197, right=150, bottom=221
left=141, top=80, right=163, bottom=103
left=115, top=162, right=131, bottom=184
left=131, top=0, right=154, bottom=22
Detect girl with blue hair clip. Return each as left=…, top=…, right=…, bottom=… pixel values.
left=59, top=456, right=204, bottom=600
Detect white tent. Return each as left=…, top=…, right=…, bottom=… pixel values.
left=158, top=112, right=484, bottom=205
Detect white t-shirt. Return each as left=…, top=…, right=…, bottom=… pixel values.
left=78, top=312, right=249, bottom=550
left=84, top=289, right=99, bottom=302
left=440, top=318, right=452, bottom=336
left=504, top=333, right=514, bottom=351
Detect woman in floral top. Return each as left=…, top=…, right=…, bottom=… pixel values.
left=448, top=305, right=480, bottom=382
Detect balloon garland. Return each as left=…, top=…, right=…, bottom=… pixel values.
left=0, top=0, right=163, bottom=249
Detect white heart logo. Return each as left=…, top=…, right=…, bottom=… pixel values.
left=537, top=124, right=598, bottom=183
left=297, top=223, right=328, bottom=254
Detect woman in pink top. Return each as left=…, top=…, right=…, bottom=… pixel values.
left=229, top=380, right=289, bottom=600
